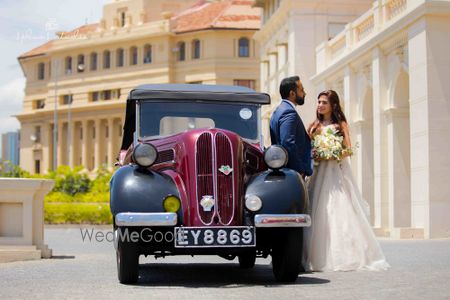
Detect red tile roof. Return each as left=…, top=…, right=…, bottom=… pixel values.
left=19, top=1, right=261, bottom=59
left=172, top=0, right=261, bottom=33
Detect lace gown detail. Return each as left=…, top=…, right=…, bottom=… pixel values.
left=303, top=127, right=390, bottom=272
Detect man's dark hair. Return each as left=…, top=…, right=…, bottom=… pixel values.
left=279, top=76, right=300, bottom=99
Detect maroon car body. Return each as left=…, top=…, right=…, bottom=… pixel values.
left=111, top=84, right=311, bottom=284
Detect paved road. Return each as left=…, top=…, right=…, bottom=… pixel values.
left=1, top=226, right=449, bottom=299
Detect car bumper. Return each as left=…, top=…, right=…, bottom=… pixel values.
left=254, top=214, right=311, bottom=228
left=115, top=212, right=178, bottom=227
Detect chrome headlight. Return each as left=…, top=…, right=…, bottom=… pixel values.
left=264, top=145, right=288, bottom=169
left=132, top=143, right=157, bottom=167
left=245, top=194, right=262, bottom=212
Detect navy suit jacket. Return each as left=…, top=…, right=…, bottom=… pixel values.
left=270, top=100, right=313, bottom=176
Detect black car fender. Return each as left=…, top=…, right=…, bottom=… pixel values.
left=245, top=168, right=308, bottom=214
left=110, top=165, right=182, bottom=220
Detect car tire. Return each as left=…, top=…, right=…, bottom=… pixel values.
left=238, top=252, right=256, bottom=269
left=116, top=229, right=139, bottom=284
left=271, top=228, right=303, bottom=282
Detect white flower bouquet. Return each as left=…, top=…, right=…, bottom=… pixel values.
left=311, top=126, right=353, bottom=162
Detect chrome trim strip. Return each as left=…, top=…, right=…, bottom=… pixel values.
left=115, top=212, right=177, bottom=227
left=254, top=214, right=311, bottom=227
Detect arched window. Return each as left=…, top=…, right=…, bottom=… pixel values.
left=65, top=56, right=72, bottom=74
left=116, top=48, right=124, bottom=67
left=77, top=54, right=85, bottom=72
left=143, top=44, right=152, bottom=64
left=103, top=50, right=111, bottom=69
left=90, top=52, right=97, bottom=71
left=37, top=63, right=45, bottom=80
left=238, top=37, right=250, bottom=57
left=120, top=12, right=126, bottom=27
left=130, top=46, right=138, bottom=65
left=178, top=42, right=185, bottom=61
left=192, top=40, right=200, bottom=59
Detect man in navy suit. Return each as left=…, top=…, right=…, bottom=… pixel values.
left=270, top=76, right=312, bottom=177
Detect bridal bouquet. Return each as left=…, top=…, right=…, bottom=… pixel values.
left=311, top=126, right=354, bottom=162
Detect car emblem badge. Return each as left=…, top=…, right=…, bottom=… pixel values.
left=219, top=165, right=233, bottom=175
left=200, top=195, right=215, bottom=212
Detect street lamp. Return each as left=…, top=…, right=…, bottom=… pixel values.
left=53, top=59, right=59, bottom=170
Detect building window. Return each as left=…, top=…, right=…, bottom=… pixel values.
left=90, top=52, right=97, bottom=71
left=143, top=44, right=152, bottom=64
left=192, top=40, right=200, bottom=59
left=91, top=91, right=99, bottom=102
left=234, top=79, right=255, bottom=90
left=103, top=50, right=111, bottom=69
left=65, top=56, right=72, bottom=74
left=130, top=46, right=138, bottom=65
left=33, top=99, right=45, bottom=109
left=35, top=160, right=41, bottom=174
left=238, top=38, right=250, bottom=57
left=121, top=12, right=126, bottom=27
left=77, top=54, right=85, bottom=72
left=102, top=90, right=111, bottom=100
left=61, top=94, right=73, bottom=105
left=178, top=42, right=185, bottom=61
left=116, top=48, right=124, bottom=67
left=38, top=63, right=45, bottom=80
left=34, top=126, right=41, bottom=143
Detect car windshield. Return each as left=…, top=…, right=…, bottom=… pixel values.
left=138, top=101, right=261, bottom=141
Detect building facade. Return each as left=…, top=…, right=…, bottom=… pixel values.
left=17, top=0, right=261, bottom=174
left=254, top=0, right=374, bottom=145
left=256, top=0, right=450, bottom=239
left=1, top=131, right=20, bottom=166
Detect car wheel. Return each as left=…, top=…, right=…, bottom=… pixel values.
left=271, top=228, right=303, bottom=282
left=116, top=229, right=139, bottom=284
left=238, top=251, right=256, bottom=269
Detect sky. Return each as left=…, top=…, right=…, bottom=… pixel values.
left=0, top=0, right=106, bottom=140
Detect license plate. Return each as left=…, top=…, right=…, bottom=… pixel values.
left=174, top=226, right=255, bottom=248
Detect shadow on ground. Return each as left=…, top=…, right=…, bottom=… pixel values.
left=132, top=263, right=330, bottom=287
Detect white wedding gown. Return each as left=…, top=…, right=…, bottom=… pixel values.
left=303, top=132, right=390, bottom=272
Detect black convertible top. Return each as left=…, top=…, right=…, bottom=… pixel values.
left=128, top=84, right=271, bottom=105
left=120, top=84, right=270, bottom=150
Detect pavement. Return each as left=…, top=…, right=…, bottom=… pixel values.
left=0, top=226, right=449, bottom=300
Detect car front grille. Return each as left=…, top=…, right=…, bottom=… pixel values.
left=196, top=132, right=235, bottom=225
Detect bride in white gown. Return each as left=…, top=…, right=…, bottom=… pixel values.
left=303, top=90, right=390, bottom=272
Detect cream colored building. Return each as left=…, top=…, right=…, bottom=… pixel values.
left=256, top=0, right=450, bottom=239
left=17, top=0, right=261, bottom=174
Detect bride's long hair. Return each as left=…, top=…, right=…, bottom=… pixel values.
left=308, top=90, right=347, bottom=136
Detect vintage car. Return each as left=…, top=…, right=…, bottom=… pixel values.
left=111, top=84, right=311, bottom=284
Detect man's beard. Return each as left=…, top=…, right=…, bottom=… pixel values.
left=295, top=94, right=305, bottom=106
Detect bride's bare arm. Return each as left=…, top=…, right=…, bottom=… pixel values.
left=341, top=122, right=353, bottom=156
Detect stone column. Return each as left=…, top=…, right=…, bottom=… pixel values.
left=408, top=16, right=450, bottom=238
left=277, top=43, right=287, bottom=80
left=68, top=120, right=76, bottom=168
left=371, top=47, right=388, bottom=232
left=268, top=52, right=278, bottom=97
left=81, top=120, right=89, bottom=169
left=57, top=121, right=63, bottom=168
left=343, top=66, right=355, bottom=121
left=385, top=107, right=411, bottom=232
left=94, top=119, right=101, bottom=170
left=107, top=118, right=114, bottom=169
